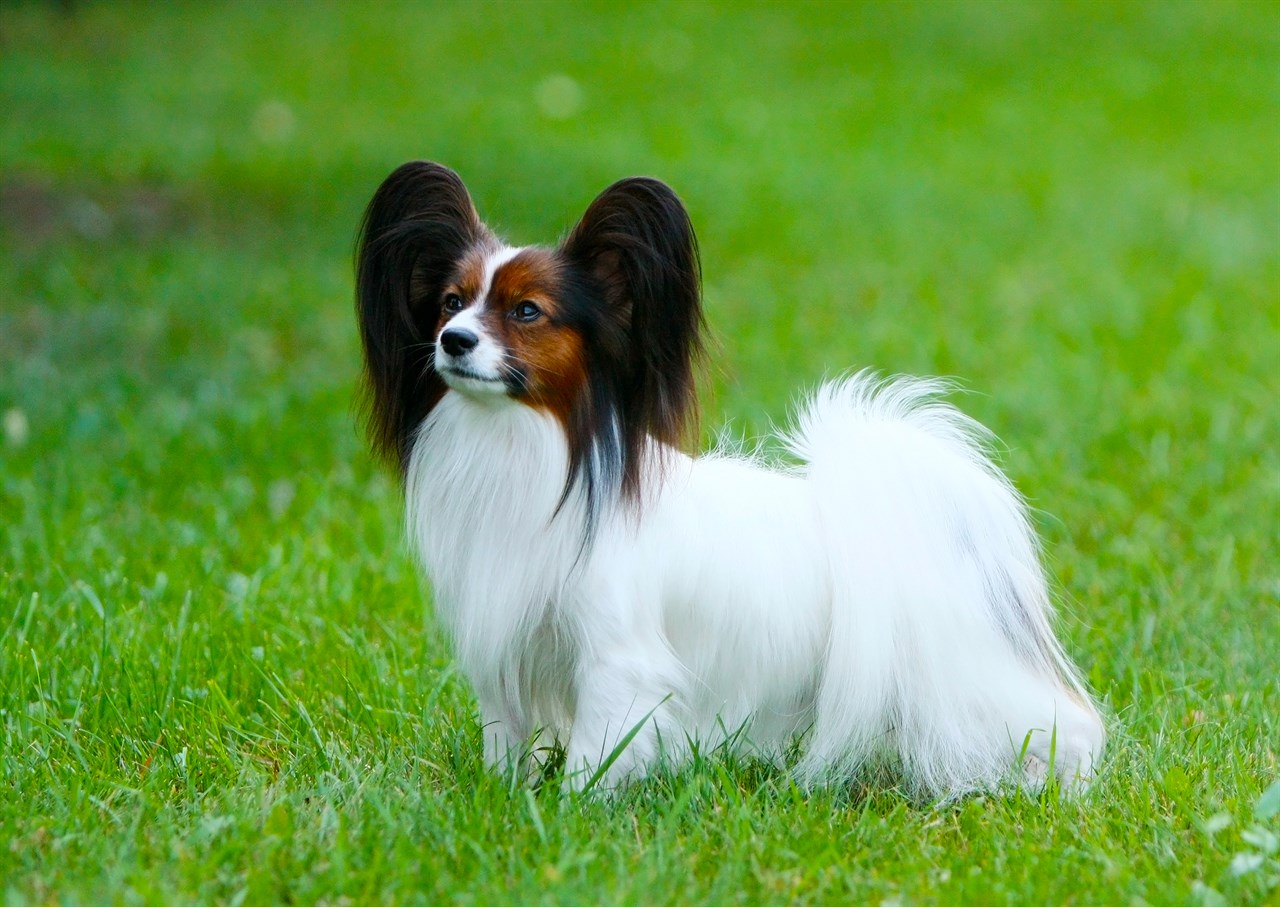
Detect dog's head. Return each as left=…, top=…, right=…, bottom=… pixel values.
left=355, top=162, right=705, bottom=507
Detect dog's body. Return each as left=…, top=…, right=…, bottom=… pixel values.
left=357, top=162, right=1105, bottom=797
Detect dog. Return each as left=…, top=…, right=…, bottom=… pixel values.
left=354, top=161, right=1105, bottom=797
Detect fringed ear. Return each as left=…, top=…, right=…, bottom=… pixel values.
left=355, top=161, right=489, bottom=471
left=561, top=177, right=706, bottom=501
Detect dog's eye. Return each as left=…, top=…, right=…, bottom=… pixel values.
left=513, top=301, right=542, bottom=322
left=443, top=293, right=464, bottom=313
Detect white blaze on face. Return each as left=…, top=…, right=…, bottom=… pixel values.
left=435, top=245, right=525, bottom=395
left=480, top=245, right=523, bottom=299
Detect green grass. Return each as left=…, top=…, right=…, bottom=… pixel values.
left=2, top=1, right=1278, bottom=903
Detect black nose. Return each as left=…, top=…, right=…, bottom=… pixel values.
left=439, top=328, right=479, bottom=357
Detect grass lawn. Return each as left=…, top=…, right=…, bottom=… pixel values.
left=2, top=1, right=1278, bottom=903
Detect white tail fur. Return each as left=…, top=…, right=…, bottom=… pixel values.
left=787, top=372, right=1104, bottom=795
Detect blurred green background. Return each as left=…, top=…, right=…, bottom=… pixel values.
left=2, top=1, right=1278, bottom=904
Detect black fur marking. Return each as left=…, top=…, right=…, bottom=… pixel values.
left=355, top=161, right=491, bottom=471
left=560, top=177, right=706, bottom=510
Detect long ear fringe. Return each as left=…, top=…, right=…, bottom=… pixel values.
left=355, top=162, right=487, bottom=471
left=562, top=177, right=706, bottom=504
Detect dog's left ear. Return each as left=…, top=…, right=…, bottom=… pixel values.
left=562, top=178, right=705, bottom=469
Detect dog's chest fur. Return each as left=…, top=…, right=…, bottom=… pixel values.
left=406, top=392, right=585, bottom=728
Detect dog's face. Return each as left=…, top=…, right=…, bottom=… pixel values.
left=432, top=244, right=588, bottom=414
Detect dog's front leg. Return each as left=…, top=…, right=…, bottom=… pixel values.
left=563, top=647, right=686, bottom=792
left=477, top=695, right=530, bottom=782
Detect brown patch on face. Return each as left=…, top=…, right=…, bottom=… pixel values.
left=453, top=248, right=490, bottom=301
left=484, top=248, right=588, bottom=420
left=434, top=244, right=494, bottom=334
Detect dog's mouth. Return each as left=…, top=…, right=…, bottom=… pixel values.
left=439, top=363, right=501, bottom=383
left=438, top=362, right=513, bottom=397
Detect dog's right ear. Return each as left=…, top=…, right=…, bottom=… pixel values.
left=355, top=162, right=488, bottom=471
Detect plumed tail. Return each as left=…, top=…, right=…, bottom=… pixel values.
left=786, top=372, right=1103, bottom=797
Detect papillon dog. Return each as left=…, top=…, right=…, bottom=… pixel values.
left=355, top=161, right=1105, bottom=798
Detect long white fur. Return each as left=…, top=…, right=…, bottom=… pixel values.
left=406, top=370, right=1105, bottom=797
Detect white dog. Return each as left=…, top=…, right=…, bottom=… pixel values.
left=355, top=161, right=1105, bottom=797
